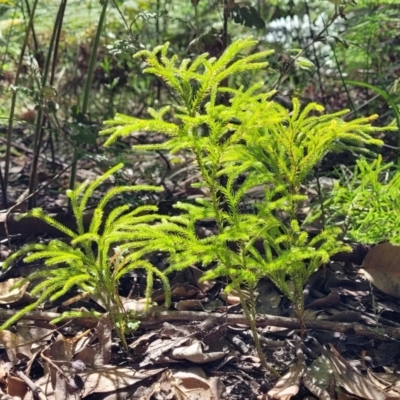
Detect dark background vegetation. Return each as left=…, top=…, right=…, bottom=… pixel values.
left=0, top=0, right=399, bottom=211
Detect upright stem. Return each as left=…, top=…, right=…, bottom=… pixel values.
left=28, top=0, right=66, bottom=209
left=69, top=0, right=109, bottom=203
left=4, top=0, right=39, bottom=208
left=237, top=286, right=280, bottom=378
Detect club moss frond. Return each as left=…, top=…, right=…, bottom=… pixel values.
left=50, top=310, right=102, bottom=325
left=18, top=208, right=77, bottom=238
left=101, top=38, right=395, bottom=339
left=2, top=166, right=170, bottom=351
left=4, top=38, right=395, bottom=368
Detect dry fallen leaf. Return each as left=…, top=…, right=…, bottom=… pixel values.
left=147, top=369, right=224, bottom=400
left=121, top=297, right=153, bottom=313
left=186, top=266, right=216, bottom=293
left=7, top=374, right=28, bottom=399
left=140, top=337, right=192, bottom=367
left=255, top=280, right=282, bottom=316
left=28, top=367, right=164, bottom=399
left=171, top=341, right=226, bottom=363
left=321, top=344, right=388, bottom=400
left=367, top=369, right=400, bottom=398
left=305, top=291, right=340, bottom=310
left=0, top=330, right=20, bottom=363
left=268, top=346, right=306, bottom=400
left=173, top=369, right=225, bottom=400
left=361, top=243, right=400, bottom=298
left=0, top=278, right=29, bottom=304
left=73, top=313, right=112, bottom=368
left=175, top=299, right=207, bottom=311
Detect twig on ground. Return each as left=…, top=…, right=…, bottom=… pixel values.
left=2, top=309, right=400, bottom=341
left=15, top=370, right=48, bottom=400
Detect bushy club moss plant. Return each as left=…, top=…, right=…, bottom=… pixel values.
left=1, top=164, right=171, bottom=352
left=100, top=37, right=390, bottom=373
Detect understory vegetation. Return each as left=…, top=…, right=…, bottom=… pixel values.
left=1, top=0, right=400, bottom=398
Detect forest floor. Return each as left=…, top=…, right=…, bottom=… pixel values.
left=1, top=124, right=400, bottom=400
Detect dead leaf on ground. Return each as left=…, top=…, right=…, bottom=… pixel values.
left=13, top=321, right=55, bottom=372
left=129, top=331, right=159, bottom=353
left=38, top=320, right=112, bottom=400
left=305, top=291, right=340, bottom=310
left=82, top=367, right=164, bottom=398
left=7, top=374, right=28, bottom=399
left=305, top=343, right=388, bottom=400
left=268, top=343, right=306, bottom=400
left=140, top=336, right=192, bottom=367
left=73, top=313, right=112, bottom=367
left=122, top=297, right=153, bottom=313
left=171, top=340, right=226, bottom=363
left=256, top=280, right=282, bottom=316
left=148, top=369, right=224, bottom=400
left=0, top=330, right=20, bottom=364
left=0, top=278, right=29, bottom=304
left=27, top=367, right=164, bottom=399
left=361, top=243, right=400, bottom=298
left=42, top=333, right=73, bottom=393
left=367, top=369, right=400, bottom=398
left=186, top=266, right=216, bottom=293
left=175, top=299, right=207, bottom=311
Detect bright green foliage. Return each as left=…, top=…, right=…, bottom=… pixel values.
left=323, top=155, right=400, bottom=244
left=1, top=164, right=171, bottom=350
left=101, top=37, right=385, bottom=327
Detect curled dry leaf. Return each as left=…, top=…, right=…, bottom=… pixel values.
left=305, top=291, right=340, bottom=310
left=148, top=369, right=224, bottom=400
left=268, top=344, right=306, bottom=399
left=0, top=278, right=29, bottom=304
left=73, top=313, right=112, bottom=367
left=175, top=299, right=207, bottom=311
left=316, top=344, right=388, bottom=400
left=361, top=243, right=400, bottom=298
left=303, top=352, right=335, bottom=399
left=6, top=374, right=28, bottom=399
left=255, top=280, right=282, bottom=316
left=367, top=369, right=400, bottom=398
left=0, top=330, right=19, bottom=363
left=171, top=340, right=226, bottom=363
left=140, top=337, right=191, bottom=367
left=28, top=367, right=164, bottom=399
left=186, top=266, right=216, bottom=293
left=173, top=370, right=225, bottom=400
left=121, top=297, right=152, bottom=313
